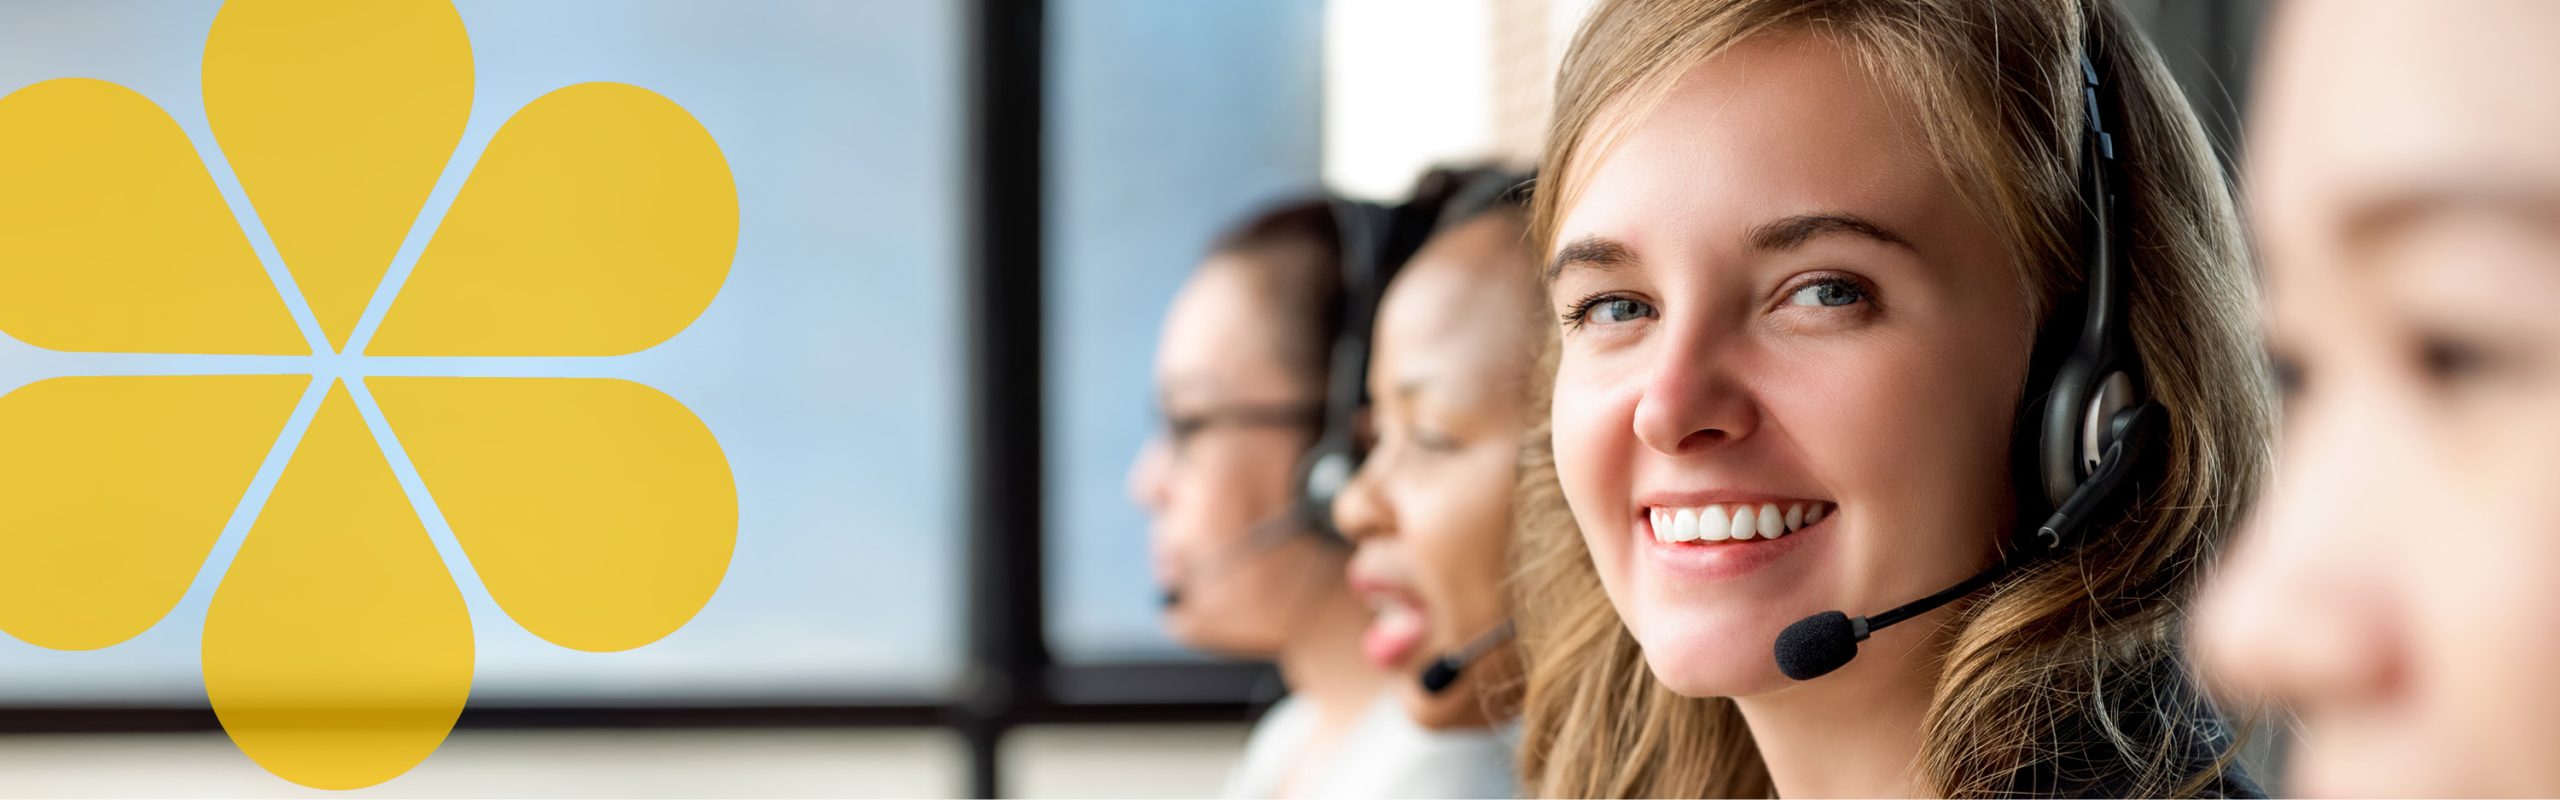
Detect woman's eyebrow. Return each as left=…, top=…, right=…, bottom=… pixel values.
left=1546, top=215, right=1913, bottom=282
left=1545, top=236, right=1638, bottom=281
left=2337, top=179, right=2560, bottom=264
left=1154, top=375, right=1223, bottom=408
left=1748, top=213, right=1915, bottom=252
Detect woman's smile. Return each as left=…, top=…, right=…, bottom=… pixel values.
left=1644, top=499, right=1833, bottom=543
left=1633, top=496, right=1836, bottom=582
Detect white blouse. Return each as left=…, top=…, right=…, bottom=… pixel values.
left=1222, top=692, right=1517, bottom=799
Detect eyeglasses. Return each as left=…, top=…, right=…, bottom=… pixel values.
left=1159, top=402, right=1323, bottom=464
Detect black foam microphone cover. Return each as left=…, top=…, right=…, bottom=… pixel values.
left=1419, top=656, right=1462, bottom=693
left=1774, top=610, right=1861, bottom=680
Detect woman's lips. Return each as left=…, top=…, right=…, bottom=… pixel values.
left=1350, top=572, right=1430, bottom=669
left=1362, top=599, right=1428, bottom=669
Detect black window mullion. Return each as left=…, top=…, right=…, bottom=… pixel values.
left=960, top=0, right=1050, bottom=796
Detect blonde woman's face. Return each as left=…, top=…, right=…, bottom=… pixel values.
left=2192, top=1, right=2560, bottom=794
left=1544, top=34, right=2033, bottom=697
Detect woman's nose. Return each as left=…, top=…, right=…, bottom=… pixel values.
left=1127, top=435, right=1173, bottom=512
left=1330, top=456, right=1395, bottom=545
left=2194, top=408, right=2408, bottom=714
left=1630, top=337, right=1761, bottom=455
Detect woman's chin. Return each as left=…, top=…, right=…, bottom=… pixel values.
left=1634, top=623, right=1794, bottom=698
left=1165, top=608, right=1278, bottom=659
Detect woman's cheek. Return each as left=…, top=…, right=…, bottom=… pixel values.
left=1776, top=346, right=1911, bottom=494
left=1550, top=355, right=1641, bottom=582
left=1798, top=332, right=2018, bottom=588
left=1413, top=453, right=1524, bottom=637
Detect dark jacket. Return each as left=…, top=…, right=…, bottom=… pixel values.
left=2001, top=649, right=2263, bottom=798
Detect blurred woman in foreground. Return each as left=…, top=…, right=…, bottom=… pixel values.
left=2194, top=1, right=2560, bottom=795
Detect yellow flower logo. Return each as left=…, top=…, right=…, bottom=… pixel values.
left=0, top=0, right=738, bottom=789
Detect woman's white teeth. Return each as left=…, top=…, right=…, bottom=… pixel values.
left=1649, top=501, right=1832, bottom=543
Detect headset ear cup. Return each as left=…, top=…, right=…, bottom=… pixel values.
left=2039, top=355, right=2103, bottom=508
left=1295, top=445, right=1354, bottom=542
left=2080, top=370, right=2139, bottom=471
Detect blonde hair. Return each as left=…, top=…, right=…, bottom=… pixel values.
left=1510, top=0, right=2273, bottom=795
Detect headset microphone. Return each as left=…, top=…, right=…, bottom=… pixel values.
left=1773, top=46, right=2157, bottom=683
left=1419, top=619, right=1516, bottom=694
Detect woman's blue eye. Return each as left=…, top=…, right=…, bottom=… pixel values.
left=1786, top=279, right=1867, bottom=308
left=1586, top=297, right=1656, bottom=324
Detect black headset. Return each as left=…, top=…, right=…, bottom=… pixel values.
left=1774, top=35, right=2167, bottom=681
left=2020, top=47, right=2159, bottom=551
left=1290, top=168, right=1537, bottom=545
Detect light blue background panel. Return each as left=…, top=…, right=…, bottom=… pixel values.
left=0, top=0, right=967, bottom=703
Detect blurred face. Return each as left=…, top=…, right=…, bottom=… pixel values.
left=1545, top=34, right=2033, bottom=697
left=1333, top=215, right=1538, bottom=728
left=1129, top=258, right=1331, bottom=656
left=2191, top=2, right=2560, bottom=794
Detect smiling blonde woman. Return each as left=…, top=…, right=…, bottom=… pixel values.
left=1509, top=0, right=2273, bottom=795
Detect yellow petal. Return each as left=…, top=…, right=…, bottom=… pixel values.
left=204, top=382, right=472, bottom=790
left=0, top=375, right=307, bottom=649
left=368, top=377, right=734, bottom=652
left=366, top=83, right=736, bottom=357
left=0, top=79, right=305, bottom=354
left=202, top=0, right=472, bottom=352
